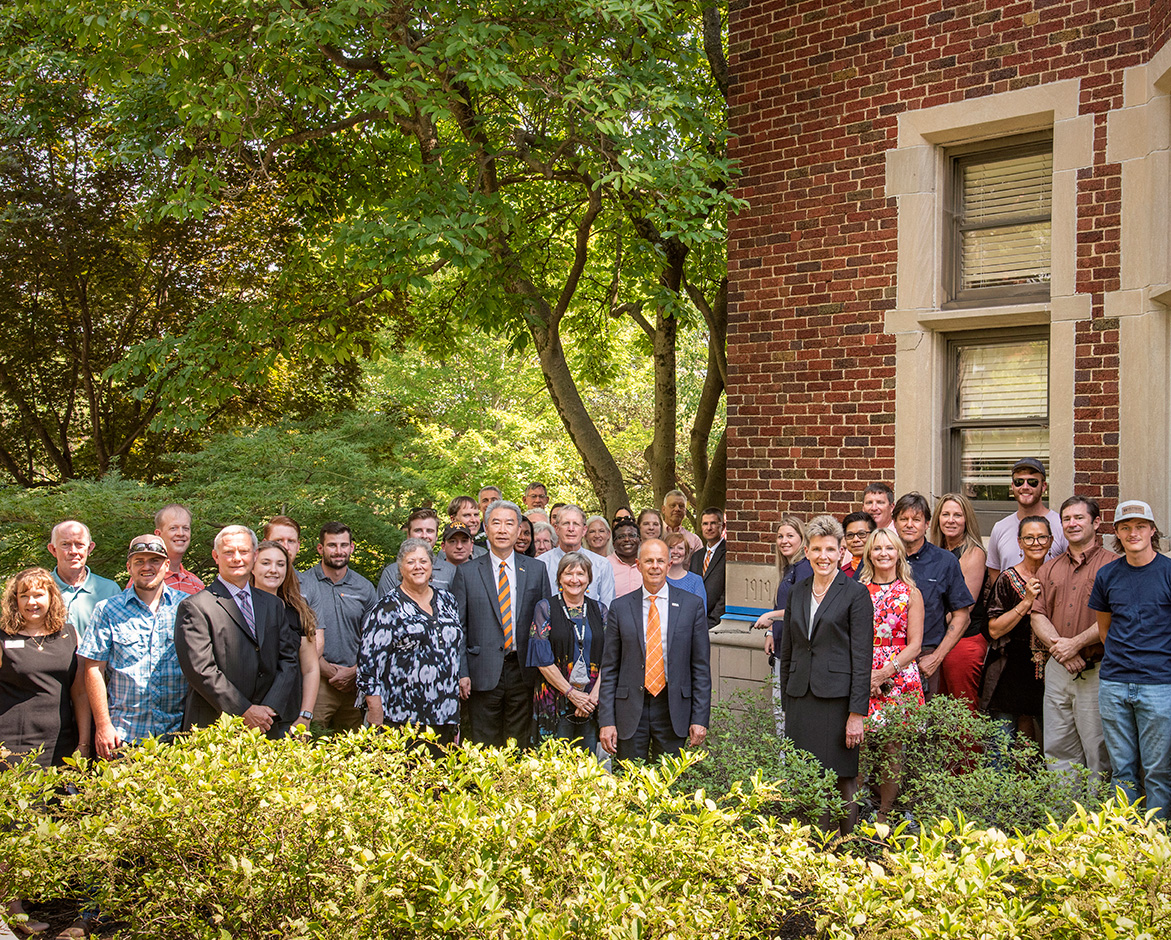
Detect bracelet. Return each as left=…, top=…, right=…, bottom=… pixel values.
left=564, top=687, right=575, bottom=699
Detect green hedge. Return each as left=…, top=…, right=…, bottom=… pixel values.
left=2, top=722, right=1168, bottom=940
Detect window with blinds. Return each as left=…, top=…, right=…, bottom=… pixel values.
left=950, top=139, right=1052, bottom=304
left=947, top=334, right=1049, bottom=503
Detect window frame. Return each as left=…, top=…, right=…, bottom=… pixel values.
left=944, top=328, right=1051, bottom=532
left=944, top=133, right=1054, bottom=309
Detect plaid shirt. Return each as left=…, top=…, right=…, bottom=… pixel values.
left=164, top=564, right=205, bottom=595
left=78, top=584, right=188, bottom=745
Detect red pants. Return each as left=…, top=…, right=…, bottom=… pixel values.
left=939, top=633, right=987, bottom=712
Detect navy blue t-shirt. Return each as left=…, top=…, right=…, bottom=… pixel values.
left=905, top=541, right=976, bottom=648
left=1089, top=552, right=1171, bottom=684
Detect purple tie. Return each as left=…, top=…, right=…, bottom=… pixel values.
left=235, top=589, right=257, bottom=640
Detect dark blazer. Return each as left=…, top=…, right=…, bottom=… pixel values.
left=597, top=584, right=712, bottom=741
left=174, top=579, right=301, bottom=732
left=688, top=540, right=726, bottom=628
left=778, top=571, right=873, bottom=716
left=453, top=552, right=550, bottom=691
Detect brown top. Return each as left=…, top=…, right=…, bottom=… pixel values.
left=1031, top=542, right=1118, bottom=659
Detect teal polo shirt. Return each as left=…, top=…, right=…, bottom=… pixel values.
left=52, top=566, right=122, bottom=637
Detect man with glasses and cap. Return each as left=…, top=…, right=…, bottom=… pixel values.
left=78, top=535, right=188, bottom=757
left=986, top=457, right=1067, bottom=581
left=1090, top=499, right=1171, bottom=819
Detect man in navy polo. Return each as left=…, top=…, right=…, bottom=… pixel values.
left=1090, top=498, right=1171, bottom=819
left=893, top=493, right=975, bottom=701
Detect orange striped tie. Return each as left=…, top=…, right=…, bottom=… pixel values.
left=703, top=549, right=712, bottom=575
left=498, top=561, right=513, bottom=650
left=644, top=594, right=665, bottom=696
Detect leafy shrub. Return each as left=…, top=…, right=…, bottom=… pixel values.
left=674, top=690, right=845, bottom=825
left=860, top=695, right=1112, bottom=832
left=0, top=721, right=823, bottom=940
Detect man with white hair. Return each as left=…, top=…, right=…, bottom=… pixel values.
left=540, top=504, right=616, bottom=608
left=173, top=525, right=300, bottom=735
left=47, top=519, right=120, bottom=635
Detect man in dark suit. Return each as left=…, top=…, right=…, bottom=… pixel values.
left=174, top=525, right=300, bottom=736
left=453, top=499, right=550, bottom=746
left=688, top=507, right=726, bottom=629
left=599, top=538, right=711, bottom=761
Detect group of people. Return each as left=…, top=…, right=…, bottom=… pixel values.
left=757, top=459, right=1171, bottom=828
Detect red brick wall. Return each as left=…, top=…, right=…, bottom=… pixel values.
left=726, top=0, right=1153, bottom=564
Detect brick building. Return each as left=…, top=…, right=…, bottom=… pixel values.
left=723, top=0, right=1171, bottom=621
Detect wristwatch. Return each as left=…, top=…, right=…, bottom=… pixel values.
left=299, top=710, right=313, bottom=722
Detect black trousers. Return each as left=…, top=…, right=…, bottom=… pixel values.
left=616, top=689, right=685, bottom=763
left=463, top=655, right=533, bottom=748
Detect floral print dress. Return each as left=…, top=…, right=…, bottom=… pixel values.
left=866, top=579, right=924, bottom=720
left=357, top=586, right=463, bottom=728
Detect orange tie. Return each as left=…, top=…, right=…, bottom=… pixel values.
left=703, top=549, right=712, bottom=575
left=644, top=594, right=665, bottom=696
left=498, top=561, right=513, bottom=650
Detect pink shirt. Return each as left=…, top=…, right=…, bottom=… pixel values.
left=610, top=554, right=643, bottom=598
left=664, top=524, right=702, bottom=554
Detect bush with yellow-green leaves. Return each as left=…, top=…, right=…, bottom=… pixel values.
left=1, top=721, right=1167, bottom=939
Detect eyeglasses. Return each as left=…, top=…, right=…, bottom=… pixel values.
left=844, top=530, right=870, bottom=541
left=1012, top=477, right=1042, bottom=488
left=1020, top=535, right=1052, bottom=545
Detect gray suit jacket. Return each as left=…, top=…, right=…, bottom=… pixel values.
left=777, top=571, right=873, bottom=716
left=453, top=552, right=550, bottom=691
left=597, top=584, right=711, bottom=740
left=174, top=579, right=301, bottom=732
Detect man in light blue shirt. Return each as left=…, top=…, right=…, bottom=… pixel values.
left=48, top=519, right=121, bottom=636
left=79, top=535, right=187, bottom=757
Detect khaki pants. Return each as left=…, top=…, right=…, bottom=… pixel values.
left=1043, top=656, right=1110, bottom=778
left=314, top=679, right=364, bottom=731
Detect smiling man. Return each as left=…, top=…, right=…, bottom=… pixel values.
left=661, top=489, right=702, bottom=556
left=79, top=535, right=187, bottom=757
left=173, top=525, right=300, bottom=736
left=47, top=519, right=121, bottom=635
left=155, top=503, right=205, bottom=595
left=986, top=458, right=1067, bottom=580
left=1090, top=499, right=1171, bottom=819
left=300, top=521, right=377, bottom=731
left=540, top=504, right=616, bottom=607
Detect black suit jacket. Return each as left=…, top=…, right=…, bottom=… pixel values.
left=174, top=579, right=301, bottom=732
left=777, top=570, right=873, bottom=716
left=688, top=540, right=726, bottom=628
left=597, top=584, right=711, bottom=741
left=453, top=551, right=550, bottom=691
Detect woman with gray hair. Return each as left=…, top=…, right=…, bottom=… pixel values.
left=531, top=521, right=558, bottom=558
left=778, top=514, right=874, bottom=833
left=357, top=537, right=463, bottom=744
left=527, top=551, right=607, bottom=753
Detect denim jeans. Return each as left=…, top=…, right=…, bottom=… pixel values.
left=1098, top=679, right=1171, bottom=820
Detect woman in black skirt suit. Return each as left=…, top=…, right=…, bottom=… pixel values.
left=778, top=515, right=874, bottom=833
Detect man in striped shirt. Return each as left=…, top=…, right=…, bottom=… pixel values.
left=79, top=535, right=188, bottom=758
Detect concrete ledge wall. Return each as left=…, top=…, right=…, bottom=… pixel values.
left=710, top=622, right=772, bottom=705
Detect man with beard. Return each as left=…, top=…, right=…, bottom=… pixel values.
left=300, top=521, right=376, bottom=731
left=79, top=534, right=188, bottom=756
left=986, top=457, right=1067, bottom=580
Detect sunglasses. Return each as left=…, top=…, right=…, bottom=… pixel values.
left=1012, top=477, right=1042, bottom=488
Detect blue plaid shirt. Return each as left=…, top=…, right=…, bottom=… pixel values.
left=78, top=584, right=188, bottom=745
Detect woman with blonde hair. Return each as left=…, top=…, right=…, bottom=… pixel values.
left=857, top=527, right=925, bottom=820
left=929, top=492, right=990, bottom=710
left=252, top=541, right=321, bottom=734
left=753, top=515, right=811, bottom=654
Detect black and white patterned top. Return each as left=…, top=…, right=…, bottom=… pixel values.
left=357, top=586, right=463, bottom=727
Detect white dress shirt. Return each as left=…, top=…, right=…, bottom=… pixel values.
left=642, top=584, right=671, bottom=681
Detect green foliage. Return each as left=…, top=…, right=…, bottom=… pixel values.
left=860, top=695, right=1112, bottom=832
left=2, top=722, right=1168, bottom=940
left=0, top=722, right=820, bottom=940
left=675, top=690, right=845, bottom=826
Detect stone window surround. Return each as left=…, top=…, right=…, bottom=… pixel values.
left=884, top=49, right=1171, bottom=528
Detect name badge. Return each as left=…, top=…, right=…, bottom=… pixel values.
left=4, top=639, right=25, bottom=649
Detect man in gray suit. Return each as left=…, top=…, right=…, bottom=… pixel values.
left=453, top=499, right=551, bottom=746
left=598, top=538, right=711, bottom=762
left=174, top=525, right=300, bottom=736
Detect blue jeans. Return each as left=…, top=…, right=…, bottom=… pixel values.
left=555, top=715, right=600, bottom=757
left=1098, top=680, right=1171, bottom=820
